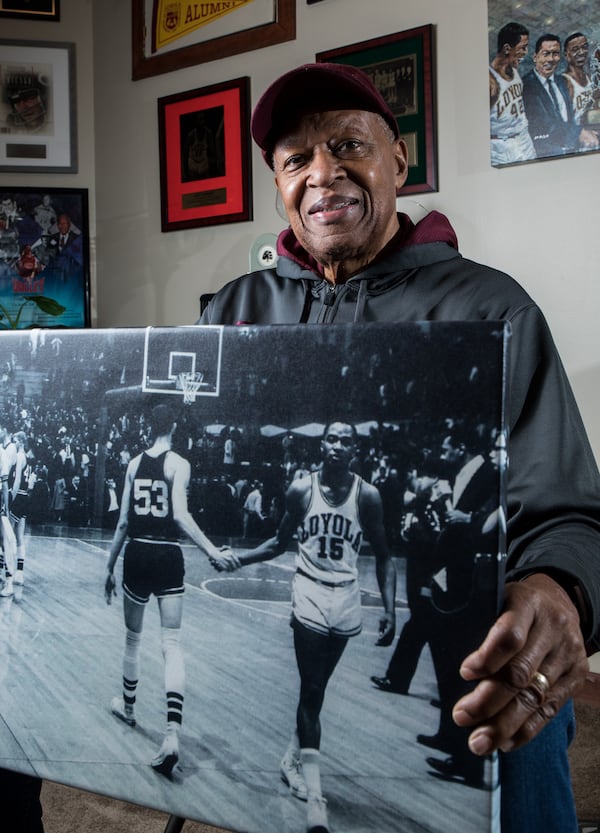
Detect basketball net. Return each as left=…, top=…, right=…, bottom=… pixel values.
left=177, top=371, right=203, bottom=404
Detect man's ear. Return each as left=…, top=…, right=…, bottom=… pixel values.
left=394, top=139, right=410, bottom=194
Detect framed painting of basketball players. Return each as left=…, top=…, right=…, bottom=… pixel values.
left=158, top=77, right=253, bottom=232
left=488, top=0, right=600, bottom=167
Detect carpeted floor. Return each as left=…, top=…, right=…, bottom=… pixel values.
left=38, top=692, right=600, bottom=833
left=40, top=783, right=221, bottom=833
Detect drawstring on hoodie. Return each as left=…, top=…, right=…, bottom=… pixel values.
left=299, top=279, right=315, bottom=323
left=354, top=280, right=368, bottom=322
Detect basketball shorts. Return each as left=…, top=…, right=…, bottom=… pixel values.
left=9, top=493, right=28, bottom=523
left=490, top=129, right=535, bottom=166
left=123, top=539, right=185, bottom=604
left=291, top=571, right=362, bottom=638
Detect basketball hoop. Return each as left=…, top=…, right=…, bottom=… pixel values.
left=176, top=371, right=203, bottom=404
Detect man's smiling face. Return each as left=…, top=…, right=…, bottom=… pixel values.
left=272, top=110, right=408, bottom=283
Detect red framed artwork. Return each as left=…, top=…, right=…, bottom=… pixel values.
left=158, top=77, right=252, bottom=232
left=317, top=25, right=438, bottom=194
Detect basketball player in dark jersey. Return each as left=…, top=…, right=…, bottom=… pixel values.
left=105, top=403, right=231, bottom=776
left=217, top=421, right=396, bottom=833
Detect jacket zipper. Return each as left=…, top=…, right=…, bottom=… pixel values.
left=319, top=284, right=337, bottom=323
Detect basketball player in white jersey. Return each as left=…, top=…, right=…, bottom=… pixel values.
left=9, top=431, right=32, bottom=587
left=105, top=403, right=232, bottom=777
left=563, top=32, right=600, bottom=134
left=0, top=423, right=18, bottom=597
left=219, top=421, right=396, bottom=833
left=489, top=21, right=536, bottom=165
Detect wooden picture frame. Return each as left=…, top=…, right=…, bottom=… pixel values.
left=158, top=77, right=252, bottom=232
left=0, top=186, right=91, bottom=329
left=132, top=0, right=296, bottom=81
left=0, top=0, right=59, bottom=21
left=317, top=25, right=438, bottom=194
left=0, top=39, right=76, bottom=173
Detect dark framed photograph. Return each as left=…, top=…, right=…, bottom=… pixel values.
left=317, top=25, right=438, bottom=194
left=158, top=77, right=252, bottom=232
left=132, top=0, right=296, bottom=81
left=488, top=0, right=600, bottom=167
left=0, top=0, right=59, bottom=20
left=0, top=39, right=76, bottom=173
left=0, top=186, right=90, bottom=328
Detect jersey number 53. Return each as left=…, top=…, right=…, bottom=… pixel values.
left=133, top=478, right=169, bottom=517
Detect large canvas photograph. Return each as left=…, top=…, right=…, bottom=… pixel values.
left=488, top=0, right=600, bottom=167
left=0, top=322, right=507, bottom=833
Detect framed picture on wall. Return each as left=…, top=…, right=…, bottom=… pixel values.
left=317, top=25, right=438, bottom=194
left=488, top=1, right=600, bottom=167
left=0, top=186, right=91, bottom=328
left=0, top=39, right=76, bottom=173
left=158, top=77, right=253, bottom=232
left=0, top=0, right=59, bottom=21
left=132, top=0, right=296, bottom=81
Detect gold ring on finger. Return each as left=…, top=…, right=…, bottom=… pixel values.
left=532, top=670, right=550, bottom=696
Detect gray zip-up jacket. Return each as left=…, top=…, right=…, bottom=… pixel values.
left=201, top=210, right=600, bottom=648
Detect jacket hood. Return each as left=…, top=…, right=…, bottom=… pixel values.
left=276, top=210, right=459, bottom=278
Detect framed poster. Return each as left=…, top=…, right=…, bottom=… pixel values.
left=132, top=0, right=296, bottom=81
left=158, top=77, right=252, bottom=232
left=317, top=25, right=438, bottom=194
left=0, top=0, right=59, bottom=20
left=0, top=322, right=506, bottom=833
left=0, top=39, right=76, bottom=173
left=488, top=0, right=600, bottom=167
left=0, top=186, right=90, bottom=328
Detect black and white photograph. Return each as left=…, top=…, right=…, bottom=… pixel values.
left=0, top=322, right=507, bottom=833
left=488, top=0, right=600, bottom=167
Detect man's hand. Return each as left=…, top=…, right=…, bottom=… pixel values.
left=452, top=573, right=588, bottom=755
left=105, top=571, right=117, bottom=605
left=210, top=547, right=241, bottom=572
left=376, top=612, right=396, bottom=646
left=445, top=507, right=471, bottom=525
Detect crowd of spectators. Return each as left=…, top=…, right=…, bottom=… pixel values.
left=2, top=377, right=498, bottom=556
left=0, top=331, right=501, bottom=554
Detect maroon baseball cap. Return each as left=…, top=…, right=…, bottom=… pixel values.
left=251, top=62, right=400, bottom=168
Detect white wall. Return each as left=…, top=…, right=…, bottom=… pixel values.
left=4, top=1, right=598, bottom=460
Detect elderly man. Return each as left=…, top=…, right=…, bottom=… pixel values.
left=201, top=62, right=600, bottom=833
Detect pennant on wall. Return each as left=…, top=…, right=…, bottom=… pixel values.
left=152, top=0, right=255, bottom=53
